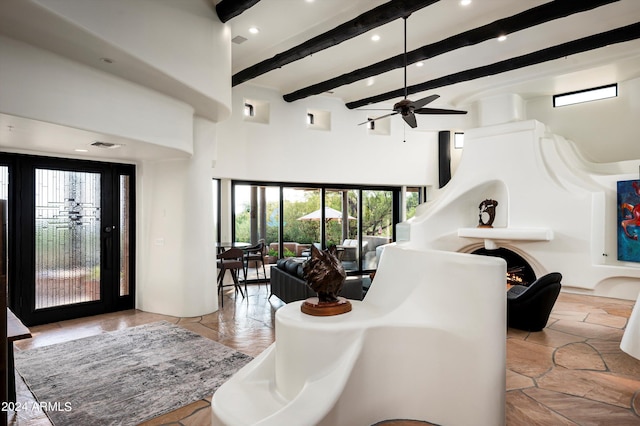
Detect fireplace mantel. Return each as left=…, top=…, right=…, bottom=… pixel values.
left=458, top=227, right=554, bottom=250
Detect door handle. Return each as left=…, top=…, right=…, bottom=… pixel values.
left=103, top=225, right=116, bottom=269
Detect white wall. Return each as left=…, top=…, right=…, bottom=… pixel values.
left=0, top=0, right=231, bottom=318
left=400, top=119, right=640, bottom=300
left=214, top=85, right=470, bottom=188
left=526, top=76, right=640, bottom=163
left=30, top=0, right=231, bottom=121
left=138, top=117, right=218, bottom=316
left=0, top=36, right=195, bottom=153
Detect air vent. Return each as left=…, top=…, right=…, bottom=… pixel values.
left=91, top=141, right=123, bottom=149
left=232, top=35, right=248, bottom=45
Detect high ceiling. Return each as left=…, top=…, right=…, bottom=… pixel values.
left=1, top=0, right=640, bottom=159
left=223, top=0, right=640, bottom=109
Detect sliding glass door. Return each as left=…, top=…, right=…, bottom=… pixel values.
left=231, top=181, right=400, bottom=274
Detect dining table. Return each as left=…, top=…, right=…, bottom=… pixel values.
left=216, top=241, right=252, bottom=254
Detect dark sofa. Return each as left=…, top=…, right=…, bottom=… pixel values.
left=270, top=258, right=365, bottom=303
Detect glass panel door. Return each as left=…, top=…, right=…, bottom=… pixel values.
left=362, top=190, right=393, bottom=270
left=35, top=169, right=101, bottom=309
left=283, top=187, right=319, bottom=258
left=325, top=189, right=359, bottom=272
left=1, top=154, right=135, bottom=326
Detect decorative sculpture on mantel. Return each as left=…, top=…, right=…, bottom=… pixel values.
left=478, top=199, right=499, bottom=228
left=301, top=244, right=351, bottom=316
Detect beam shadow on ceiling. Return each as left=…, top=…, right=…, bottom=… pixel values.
left=283, top=0, right=618, bottom=102
left=232, top=0, right=440, bottom=87
left=346, top=22, right=640, bottom=109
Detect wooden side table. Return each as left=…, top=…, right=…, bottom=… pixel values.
left=7, top=309, right=31, bottom=403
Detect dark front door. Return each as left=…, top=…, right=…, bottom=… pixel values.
left=0, top=154, right=135, bottom=326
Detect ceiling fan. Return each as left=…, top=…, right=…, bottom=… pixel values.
left=359, top=16, right=467, bottom=129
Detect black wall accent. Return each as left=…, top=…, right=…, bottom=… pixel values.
left=285, top=0, right=617, bottom=103
left=347, top=21, right=640, bottom=109
left=438, top=131, right=451, bottom=188
left=233, top=0, right=440, bottom=86
left=216, top=0, right=262, bottom=23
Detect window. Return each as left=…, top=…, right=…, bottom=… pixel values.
left=553, top=83, right=617, bottom=107
left=231, top=181, right=400, bottom=274
left=454, top=132, right=464, bottom=149
left=405, top=187, right=423, bottom=220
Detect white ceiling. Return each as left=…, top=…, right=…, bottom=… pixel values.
left=1, top=0, right=640, bottom=160
left=227, top=0, right=640, bottom=108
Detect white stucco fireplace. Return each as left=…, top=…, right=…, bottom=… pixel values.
left=397, top=111, right=640, bottom=300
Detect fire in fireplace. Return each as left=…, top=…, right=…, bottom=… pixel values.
left=472, top=248, right=536, bottom=286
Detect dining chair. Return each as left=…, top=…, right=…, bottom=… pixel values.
left=216, top=248, right=245, bottom=307
left=243, top=240, right=267, bottom=287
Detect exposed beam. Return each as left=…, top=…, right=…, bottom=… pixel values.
left=216, top=0, right=261, bottom=23
left=284, top=0, right=619, bottom=102
left=232, top=0, right=440, bottom=86
left=346, top=22, right=640, bottom=109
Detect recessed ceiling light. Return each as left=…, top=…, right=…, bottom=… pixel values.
left=366, top=78, right=375, bottom=86
left=305, top=0, right=314, bottom=3
left=416, top=62, right=424, bottom=67
left=371, top=34, right=380, bottom=42
left=497, top=34, right=507, bottom=42
left=460, top=0, right=472, bottom=6
left=249, top=27, right=260, bottom=35
left=74, top=149, right=88, bottom=153
left=100, top=57, right=114, bottom=64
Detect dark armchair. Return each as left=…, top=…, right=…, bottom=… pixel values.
left=507, top=272, right=562, bottom=331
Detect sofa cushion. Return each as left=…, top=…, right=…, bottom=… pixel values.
left=277, top=258, right=288, bottom=269
left=297, top=263, right=306, bottom=279
left=285, top=259, right=302, bottom=275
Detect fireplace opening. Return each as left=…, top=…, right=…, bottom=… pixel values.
left=472, top=248, right=536, bottom=286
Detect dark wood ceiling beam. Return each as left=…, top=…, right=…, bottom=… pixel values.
left=216, top=0, right=261, bottom=23
left=232, top=0, right=440, bottom=86
left=283, top=0, right=618, bottom=103
left=346, top=22, right=640, bottom=109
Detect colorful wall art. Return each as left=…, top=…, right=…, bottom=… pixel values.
left=618, top=179, right=640, bottom=262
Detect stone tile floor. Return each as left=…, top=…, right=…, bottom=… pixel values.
left=7, top=285, right=640, bottom=425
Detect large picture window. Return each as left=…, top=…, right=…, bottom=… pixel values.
left=231, top=181, right=400, bottom=274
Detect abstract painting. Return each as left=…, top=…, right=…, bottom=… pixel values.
left=617, top=179, right=640, bottom=262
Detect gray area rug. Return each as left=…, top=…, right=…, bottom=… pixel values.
left=14, top=321, right=252, bottom=425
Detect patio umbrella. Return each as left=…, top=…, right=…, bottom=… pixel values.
left=297, top=206, right=355, bottom=222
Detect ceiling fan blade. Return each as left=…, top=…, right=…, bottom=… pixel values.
left=357, top=112, right=398, bottom=126
left=402, top=112, right=417, bottom=128
left=414, top=107, right=468, bottom=115
left=410, top=94, right=440, bottom=110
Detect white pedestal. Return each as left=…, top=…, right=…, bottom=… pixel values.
left=621, top=291, right=640, bottom=360
left=212, top=245, right=507, bottom=425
